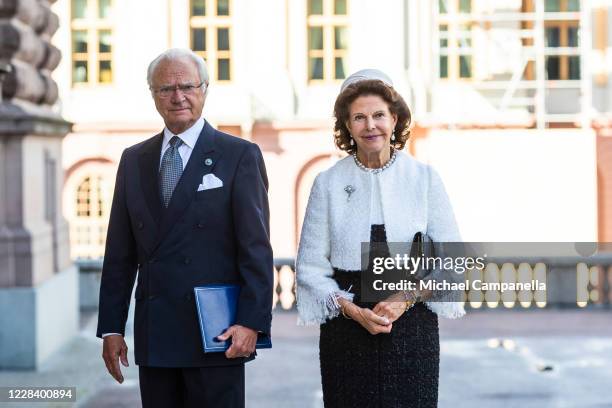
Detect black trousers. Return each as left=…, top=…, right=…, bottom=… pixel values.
left=139, top=365, right=245, bottom=408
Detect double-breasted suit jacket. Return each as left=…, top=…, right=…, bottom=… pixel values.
left=96, top=121, right=274, bottom=367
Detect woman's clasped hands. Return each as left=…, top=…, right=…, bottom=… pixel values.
left=338, top=293, right=409, bottom=335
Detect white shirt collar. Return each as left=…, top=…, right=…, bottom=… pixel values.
left=162, top=118, right=205, bottom=151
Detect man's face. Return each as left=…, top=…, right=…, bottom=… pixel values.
left=151, top=58, right=207, bottom=134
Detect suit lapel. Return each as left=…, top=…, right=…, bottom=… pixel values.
left=138, top=133, right=163, bottom=221
left=155, top=121, right=222, bottom=250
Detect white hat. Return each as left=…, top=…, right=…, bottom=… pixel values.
left=340, top=69, right=393, bottom=93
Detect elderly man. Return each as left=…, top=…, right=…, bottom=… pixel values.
left=96, top=48, right=273, bottom=408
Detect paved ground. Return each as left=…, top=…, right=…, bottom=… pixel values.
left=0, top=307, right=611, bottom=408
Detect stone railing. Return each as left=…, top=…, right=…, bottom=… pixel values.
left=463, top=255, right=612, bottom=310
left=76, top=255, right=612, bottom=311
left=272, top=258, right=296, bottom=310
left=76, top=258, right=300, bottom=311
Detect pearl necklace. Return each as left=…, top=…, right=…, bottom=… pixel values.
left=353, top=148, right=397, bottom=174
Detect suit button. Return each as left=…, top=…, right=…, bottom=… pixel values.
left=149, top=258, right=156, bottom=264
left=148, top=295, right=157, bottom=300
left=184, top=257, right=191, bottom=265
left=137, top=221, right=144, bottom=230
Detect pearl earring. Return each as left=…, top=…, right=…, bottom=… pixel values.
left=350, top=138, right=354, bottom=146
left=391, top=130, right=396, bottom=142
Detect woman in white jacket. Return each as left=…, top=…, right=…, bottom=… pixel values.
left=296, top=69, right=464, bottom=408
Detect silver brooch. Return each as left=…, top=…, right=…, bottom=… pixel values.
left=344, top=185, right=355, bottom=202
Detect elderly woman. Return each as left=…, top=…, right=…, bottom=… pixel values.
left=296, top=69, right=464, bottom=408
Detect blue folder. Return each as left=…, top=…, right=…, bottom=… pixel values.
left=194, top=284, right=272, bottom=353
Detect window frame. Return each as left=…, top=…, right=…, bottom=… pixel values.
left=544, top=19, right=580, bottom=80
left=523, top=0, right=581, bottom=81
left=437, top=0, right=474, bottom=81
left=72, top=173, right=112, bottom=259
left=70, top=0, right=114, bottom=87
left=306, top=0, right=349, bottom=84
left=190, top=0, right=234, bottom=83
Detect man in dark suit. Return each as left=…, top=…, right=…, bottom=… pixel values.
left=97, top=48, right=273, bottom=408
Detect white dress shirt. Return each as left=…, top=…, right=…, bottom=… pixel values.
left=102, top=118, right=205, bottom=339
left=159, top=118, right=205, bottom=170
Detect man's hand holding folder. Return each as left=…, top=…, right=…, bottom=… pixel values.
left=194, top=284, right=272, bottom=355
left=216, top=325, right=258, bottom=358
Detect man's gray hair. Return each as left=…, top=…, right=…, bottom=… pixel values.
left=147, top=48, right=209, bottom=88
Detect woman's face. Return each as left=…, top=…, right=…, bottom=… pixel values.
left=346, top=94, right=397, bottom=158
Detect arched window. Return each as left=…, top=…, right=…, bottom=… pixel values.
left=76, top=175, right=107, bottom=218
left=76, top=176, right=91, bottom=216
left=69, top=172, right=113, bottom=259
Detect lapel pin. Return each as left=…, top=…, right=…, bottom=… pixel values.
left=344, top=185, right=355, bottom=202
left=204, top=158, right=213, bottom=166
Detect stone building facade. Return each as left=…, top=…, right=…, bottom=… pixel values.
left=0, top=0, right=77, bottom=369
left=50, top=0, right=607, bottom=260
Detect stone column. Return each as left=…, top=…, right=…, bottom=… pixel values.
left=0, top=0, right=77, bottom=369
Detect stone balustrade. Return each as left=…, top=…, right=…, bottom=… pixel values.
left=76, top=256, right=612, bottom=312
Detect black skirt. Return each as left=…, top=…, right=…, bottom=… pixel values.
left=319, top=225, right=439, bottom=408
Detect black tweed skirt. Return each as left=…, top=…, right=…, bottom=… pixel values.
left=319, top=225, right=440, bottom=408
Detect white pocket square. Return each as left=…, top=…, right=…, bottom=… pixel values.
left=197, top=173, right=223, bottom=191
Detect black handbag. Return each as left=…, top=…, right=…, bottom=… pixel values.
left=409, top=231, right=435, bottom=280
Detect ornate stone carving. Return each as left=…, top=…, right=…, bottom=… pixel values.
left=0, top=0, right=61, bottom=105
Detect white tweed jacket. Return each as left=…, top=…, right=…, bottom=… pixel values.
left=295, top=151, right=465, bottom=325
